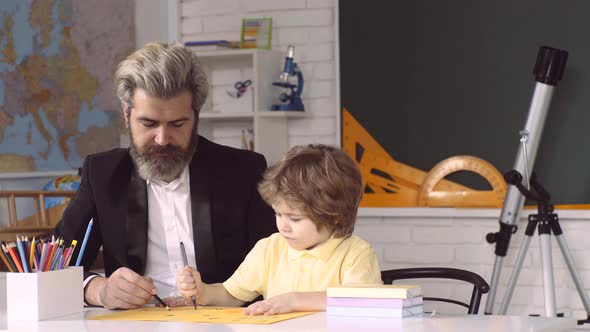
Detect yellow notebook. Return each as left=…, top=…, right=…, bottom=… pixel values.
left=327, top=284, right=421, bottom=299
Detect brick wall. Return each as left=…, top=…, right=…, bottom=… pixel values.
left=356, top=208, right=590, bottom=318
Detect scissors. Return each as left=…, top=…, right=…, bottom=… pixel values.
left=233, top=79, right=252, bottom=98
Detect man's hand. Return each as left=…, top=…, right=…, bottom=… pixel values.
left=176, top=266, right=203, bottom=302
left=86, top=267, right=157, bottom=309
left=242, top=293, right=296, bottom=316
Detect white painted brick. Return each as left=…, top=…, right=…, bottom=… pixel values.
left=353, top=224, right=411, bottom=244
left=210, top=120, right=252, bottom=137
left=276, top=27, right=310, bottom=45
left=210, top=68, right=242, bottom=85
left=312, top=61, right=335, bottom=79
left=203, top=15, right=242, bottom=32
left=356, top=217, right=387, bottom=225
left=181, top=17, right=203, bottom=34
left=302, top=80, right=332, bottom=99
left=528, top=248, right=590, bottom=269
left=307, top=97, right=335, bottom=116
left=454, top=218, right=499, bottom=228
left=500, top=267, right=545, bottom=287
left=307, top=0, right=334, bottom=9
left=182, top=0, right=240, bottom=17
left=384, top=245, right=455, bottom=264
left=383, top=216, right=454, bottom=227
left=242, top=67, right=253, bottom=78
left=288, top=134, right=337, bottom=147
left=297, top=43, right=333, bottom=62
left=288, top=116, right=335, bottom=135
left=270, top=9, right=333, bottom=28
left=510, top=286, right=536, bottom=305
left=239, top=0, right=306, bottom=12
left=454, top=245, right=495, bottom=264
left=577, top=270, right=590, bottom=284
left=308, top=26, right=333, bottom=43
left=213, top=136, right=243, bottom=150
left=413, top=227, right=485, bottom=244
left=556, top=228, right=590, bottom=250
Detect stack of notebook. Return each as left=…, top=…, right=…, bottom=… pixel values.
left=326, top=284, right=423, bottom=318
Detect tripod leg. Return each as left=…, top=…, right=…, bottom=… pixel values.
left=499, top=218, right=537, bottom=314
left=538, top=222, right=557, bottom=317
left=555, top=234, right=590, bottom=321
left=550, top=215, right=590, bottom=324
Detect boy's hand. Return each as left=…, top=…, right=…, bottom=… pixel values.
left=243, top=293, right=295, bottom=316
left=176, top=266, right=202, bottom=302
left=158, top=296, right=194, bottom=308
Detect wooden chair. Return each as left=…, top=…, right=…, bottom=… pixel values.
left=0, top=190, right=76, bottom=242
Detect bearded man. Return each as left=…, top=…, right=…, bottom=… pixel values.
left=54, top=42, right=275, bottom=309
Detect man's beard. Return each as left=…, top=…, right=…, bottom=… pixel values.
left=129, top=129, right=199, bottom=182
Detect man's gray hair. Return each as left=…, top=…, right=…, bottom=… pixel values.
left=114, top=42, right=209, bottom=115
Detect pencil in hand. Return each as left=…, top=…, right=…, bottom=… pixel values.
left=153, top=294, right=170, bottom=311
left=180, top=242, right=197, bottom=310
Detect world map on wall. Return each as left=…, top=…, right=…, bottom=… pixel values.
left=0, top=0, right=134, bottom=172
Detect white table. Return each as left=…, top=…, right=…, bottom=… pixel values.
left=0, top=308, right=578, bottom=332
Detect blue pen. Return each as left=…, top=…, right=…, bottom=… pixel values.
left=75, top=219, right=94, bottom=266
left=16, top=235, right=29, bottom=273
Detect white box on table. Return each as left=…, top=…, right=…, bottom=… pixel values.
left=7, top=266, right=83, bottom=321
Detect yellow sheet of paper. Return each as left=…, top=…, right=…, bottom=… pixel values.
left=89, top=306, right=315, bottom=324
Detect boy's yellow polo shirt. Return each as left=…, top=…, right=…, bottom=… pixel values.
left=223, top=232, right=382, bottom=302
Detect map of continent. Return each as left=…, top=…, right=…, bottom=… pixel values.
left=0, top=0, right=134, bottom=172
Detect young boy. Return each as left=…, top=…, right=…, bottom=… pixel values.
left=176, top=144, right=382, bottom=315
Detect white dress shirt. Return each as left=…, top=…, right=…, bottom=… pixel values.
left=144, top=166, right=197, bottom=298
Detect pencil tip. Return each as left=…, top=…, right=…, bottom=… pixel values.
left=166, top=306, right=170, bottom=311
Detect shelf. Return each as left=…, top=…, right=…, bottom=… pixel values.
left=192, top=48, right=292, bottom=164
left=200, top=111, right=306, bottom=120
left=200, top=112, right=254, bottom=119
left=257, top=111, right=306, bottom=118
left=192, top=48, right=259, bottom=58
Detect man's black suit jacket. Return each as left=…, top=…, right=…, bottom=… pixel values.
left=55, top=137, right=275, bottom=283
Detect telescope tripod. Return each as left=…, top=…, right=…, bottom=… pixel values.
left=487, top=172, right=590, bottom=323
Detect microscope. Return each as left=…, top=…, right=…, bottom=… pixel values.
left=271, top=45, right=305, bottom=111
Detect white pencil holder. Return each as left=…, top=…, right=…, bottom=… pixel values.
left=6, top=266, right=83, bottom=321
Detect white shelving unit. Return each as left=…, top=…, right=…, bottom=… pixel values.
left=193, top=48, right=305, bottom=164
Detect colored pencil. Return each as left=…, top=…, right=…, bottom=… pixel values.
left=0, top=242, right=14, bottom=272
left=29, top=236, right=36, bottom=270
left=1, top=244, right=17, bottom=272
left=7, top=243, right=23, bottom=273
left=16, top=236, right=29, bottom=273
left=75, top=219, right=94, bottom=266
left=63, top=240, right=77, bottom=268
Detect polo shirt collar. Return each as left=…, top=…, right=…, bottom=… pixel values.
left=287, top=236, right=345, bottom=261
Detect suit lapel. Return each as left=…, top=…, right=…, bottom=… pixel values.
left=190, top=151, right=216, bottom=283
left=126, top=167, right=149, bottom=275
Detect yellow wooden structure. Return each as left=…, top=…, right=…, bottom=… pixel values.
left=342, top=109, right=507, bottom=207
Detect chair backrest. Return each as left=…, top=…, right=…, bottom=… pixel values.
left=381, top=267, right=490, bottom=314
left=0, top=190, right=76, bottom=241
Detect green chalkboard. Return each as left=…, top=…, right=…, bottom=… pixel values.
left=339, top=1, right=590, bottom=204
